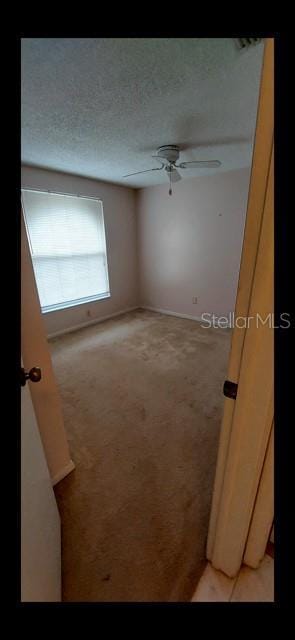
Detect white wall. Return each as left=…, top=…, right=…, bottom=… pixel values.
left=136, top=168, right=251, bottom=319
left=22, top=165, right=251, bottom=333
left=21, top=166, right=139, bottom=336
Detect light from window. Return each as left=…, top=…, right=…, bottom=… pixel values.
left=21, top=190, right=110, bottom=312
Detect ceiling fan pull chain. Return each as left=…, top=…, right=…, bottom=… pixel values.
left=169, top=169, right=172, bottom=196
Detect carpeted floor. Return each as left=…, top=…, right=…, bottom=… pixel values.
left=51, top=309, right=231, bottom=602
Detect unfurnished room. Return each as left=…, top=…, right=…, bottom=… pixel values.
left=20, top=37, right=275, bottom=603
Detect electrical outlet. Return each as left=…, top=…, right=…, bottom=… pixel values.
left=192, top=297, right=198, bottom=304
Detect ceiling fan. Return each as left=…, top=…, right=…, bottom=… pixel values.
left=123, top=145, right=221, bottom=195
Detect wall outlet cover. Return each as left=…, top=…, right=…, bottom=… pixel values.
left=192, top=297, right=198, bottom=304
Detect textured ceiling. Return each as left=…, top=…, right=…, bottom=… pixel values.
left=21, top=38, right=264, bottom=188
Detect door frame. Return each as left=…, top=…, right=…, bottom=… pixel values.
left=206, top=38, right=274, bottom=576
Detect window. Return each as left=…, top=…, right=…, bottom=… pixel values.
left=21, top=190, right=110, bottom=312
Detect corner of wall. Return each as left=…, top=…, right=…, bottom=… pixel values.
left=134, top=188, right=142, bottom=306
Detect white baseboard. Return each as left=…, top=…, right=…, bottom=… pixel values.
left=51, top=459, right=75, bottom=486
left=140, top=306, right=204, bottom=323
left=47, top=306, right=140, bottom=339
left=140, top=306, right=232, bottom=329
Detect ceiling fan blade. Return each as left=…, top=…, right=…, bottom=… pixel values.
left=123, top=165, right=164, bottom=177
left=178, top=160, right=221, bottom=169
left=170, top=168, right=182, bottom=182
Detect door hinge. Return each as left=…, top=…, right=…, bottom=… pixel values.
left=223, top=380, right=238, bottom=400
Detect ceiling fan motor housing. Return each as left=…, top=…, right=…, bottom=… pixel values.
left=156, top=145, right=180, bottom=164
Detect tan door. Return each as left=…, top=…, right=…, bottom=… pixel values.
left=206, top=38, right=274, bottom=577
left=21, top=207, right=74, bottom=484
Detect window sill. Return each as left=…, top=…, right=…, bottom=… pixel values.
left=41, top=293, right=111, bottom=314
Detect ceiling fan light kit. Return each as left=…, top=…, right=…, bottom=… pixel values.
left=123, top=145, right=221, bottom=195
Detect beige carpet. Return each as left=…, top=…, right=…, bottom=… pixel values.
left=51, top=309, right=231, bottom=602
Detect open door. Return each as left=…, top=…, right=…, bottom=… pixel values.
left=206, top=38, right=274, bottom=577
left=21, top=358, right=61, bottom=601
left=21, top=205, right=74, bottom=485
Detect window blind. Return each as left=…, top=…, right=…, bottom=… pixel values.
left=21, top=190, right=110, bottom=312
